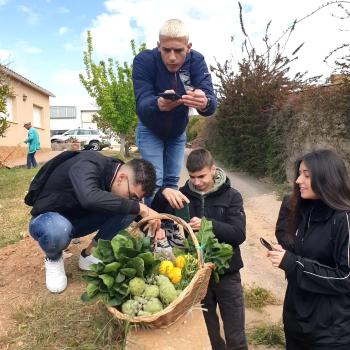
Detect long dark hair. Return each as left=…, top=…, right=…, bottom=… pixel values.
left=287, top=149, right=350, bottom=235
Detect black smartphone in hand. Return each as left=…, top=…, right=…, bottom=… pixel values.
left=260, top=237, right=273, bottom=251
left=175, top=203, right=190, bottom=222
left=158, top=92, right=182, bottom=101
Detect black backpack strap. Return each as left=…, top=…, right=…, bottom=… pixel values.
left=24, top=151, right=80, bottom=206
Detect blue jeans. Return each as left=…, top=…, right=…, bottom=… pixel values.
left=29, top=212, right=135, bottom=260
left=136, top=122, right=186, bottom=204
left=27, top=152, right=37, bottom=169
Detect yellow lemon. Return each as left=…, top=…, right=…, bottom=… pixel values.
left=168, top=267, right=182, bottom=284
left=175, top=255, right=186, bottom=269
left=159, top=260, right=174, bottom=275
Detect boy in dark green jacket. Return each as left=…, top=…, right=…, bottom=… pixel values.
left=152, top=148, right=248, bottom=350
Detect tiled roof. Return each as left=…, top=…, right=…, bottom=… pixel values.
left=0, top=64, right=55, bottom=97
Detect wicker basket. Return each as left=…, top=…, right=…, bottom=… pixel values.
left=107, top=213, right=213, bottom=328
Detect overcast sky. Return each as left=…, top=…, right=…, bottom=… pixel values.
left=1, top=0, right=349, bottom=106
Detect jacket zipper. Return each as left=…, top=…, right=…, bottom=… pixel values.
left=302, top=207, right=313, bottom=246
left=200, top=193, right=205, bottom=217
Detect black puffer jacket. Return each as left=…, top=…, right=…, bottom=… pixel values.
left=31, top=151, right=140, bottom=219
left=276, top=197, right=350, bottom=346
left=152, top=174, right=246, bottom=274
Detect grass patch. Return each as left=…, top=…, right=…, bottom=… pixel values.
left=0, top=167, right=38, bottom=248
left=0, top=297, right=131, bottom=350
left=101, top=149, right=139, bottom=161
left=248, top=321, right=285, bottom=349
left=101, top=150, right=126, bottom=160
left=244, top=284, right=277, bottom=311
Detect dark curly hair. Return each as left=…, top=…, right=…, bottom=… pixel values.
left=126, top=158, right=156, bottom=197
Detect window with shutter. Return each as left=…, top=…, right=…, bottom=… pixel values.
left=33, top=105, right=42, bottom=127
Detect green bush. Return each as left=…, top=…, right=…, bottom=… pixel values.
left=186, top=115, right=205, bottom=142
left=248, top=321, right=285, bottom=348
left=244, top=284, right=277, bottom=311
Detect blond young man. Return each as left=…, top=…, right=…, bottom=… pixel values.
left=132, top=19, right=217, bottom=204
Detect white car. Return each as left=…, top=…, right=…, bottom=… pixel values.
left=50, top=128, right=111, bottom=151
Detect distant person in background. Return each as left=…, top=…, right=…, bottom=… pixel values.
left=23, top=121, right=40, bottom=169
left=267, top=149, right=350, bottom=350
left=132, top=18, right=217, bottom=204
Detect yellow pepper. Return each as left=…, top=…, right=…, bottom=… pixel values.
left=175, top=255, right=186, bottom=269
left=159, top=260, right=174, bottom=276
left=168, top=267, right=182, bottom=284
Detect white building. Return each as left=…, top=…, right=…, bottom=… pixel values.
left=49, top=106, right=99, bottom=136
left=49, top=105, right=120, bottom=146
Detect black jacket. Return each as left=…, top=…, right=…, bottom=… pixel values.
left=30, top=151, right=140, bottom=220
left=152, top=177, right=246, bottom=274
left=276, top=197, right=350, bottom=345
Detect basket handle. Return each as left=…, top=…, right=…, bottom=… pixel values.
left=131, top=213, right=204, bottom=269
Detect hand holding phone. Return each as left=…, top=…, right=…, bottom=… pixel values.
left=175, top=202, right=190, bottom=222
left=158, top=92, right=182, bottom=101
left=260, top=237, right=273, bottom=251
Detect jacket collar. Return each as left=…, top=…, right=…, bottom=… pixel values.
left=105, top=158, right=124, bottom=191
left=300, top=200, right=334, bottom=222
left=182, top=168, right=231, bottom=198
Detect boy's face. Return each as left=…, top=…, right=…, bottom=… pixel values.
left=188, top=165, right=216, bottom=193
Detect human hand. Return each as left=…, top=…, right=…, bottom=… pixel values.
left=272, top=243, right=283, bottom=252
left=189, top=216, right=201, bottom=231
left=154, top=228, right=166, bottom=241
left=267, top=248, right=286, bottom=268
left=181, top=89, right=207, bottom=111
left=162, top=188, right=189, bottom=210
left=139, top=203, right=161, bottom=233
left=157, top=89, right=183, bottom=111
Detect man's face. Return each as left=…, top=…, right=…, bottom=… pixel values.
left=188, top=165, right=216, bottom=193
left=111, top=174, right=144, bottom=201
left=157, top=36, right=192, bottom=73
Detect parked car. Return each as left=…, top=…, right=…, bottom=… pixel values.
left=50, top=128, right=111, bottom=151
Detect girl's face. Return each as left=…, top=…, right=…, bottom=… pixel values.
left=296, top=161, right=319, bottom=200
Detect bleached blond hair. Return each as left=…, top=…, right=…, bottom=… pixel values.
left=159, top=19, right=189, bottom=41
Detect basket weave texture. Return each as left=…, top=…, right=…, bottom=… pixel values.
left=107, top=213, right=213, bottom=328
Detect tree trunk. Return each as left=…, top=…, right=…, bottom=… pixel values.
left=119, top=133, right=130, bottom=158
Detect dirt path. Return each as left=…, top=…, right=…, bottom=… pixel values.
left=0, top=152, right=286, bottom=349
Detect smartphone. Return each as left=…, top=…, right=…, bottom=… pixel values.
left=260, top=237, right=273, bottom=251
left=175, top=203, right=190, bottom=222
left=158, top=92, right=182, bottom=101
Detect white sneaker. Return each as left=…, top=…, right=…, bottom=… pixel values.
left=44, top=257, right=67, bottom=293
left=78, top=252, right=102, bottom=271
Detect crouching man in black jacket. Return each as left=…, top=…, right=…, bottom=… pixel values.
left=26, top=151, right=161, bottom=294
left=152, top=148, right=248, bottom=350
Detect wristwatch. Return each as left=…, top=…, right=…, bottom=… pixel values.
left=201, top=96, right=210, bottom=112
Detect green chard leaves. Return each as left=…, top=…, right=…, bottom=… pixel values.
left=81, top=230, right=160, bottom=306
left=183, top=218, right=233, bottom=283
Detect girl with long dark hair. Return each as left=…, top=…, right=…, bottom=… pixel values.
left=267, top=149, right=350, bottom=349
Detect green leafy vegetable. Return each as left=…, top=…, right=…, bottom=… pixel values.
left=81, top=231, right=160, bottom=307
left=183, top=218, right=233, bottom=283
